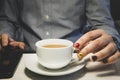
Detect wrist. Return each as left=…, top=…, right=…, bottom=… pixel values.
left=112, top=37, right=120, bottom=51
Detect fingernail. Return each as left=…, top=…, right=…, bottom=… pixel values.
left=103, top=59, right=108, bottom=64
left=74, top=43, right=80, bottom=48
left=92, top=56, right=97, bottom=61
left=77, top=52, right=84, bottom=60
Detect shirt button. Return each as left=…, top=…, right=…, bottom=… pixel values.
left=46, top=31, right=50, bottom=36
left=45, top=15, right=49, bottom=20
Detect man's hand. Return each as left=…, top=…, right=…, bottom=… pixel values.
left=0, top=33, right=25, bottom=51
left=74, top=29, right=120, bottom=64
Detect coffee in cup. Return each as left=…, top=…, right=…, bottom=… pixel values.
left=42, top=44, right=67, bottom=48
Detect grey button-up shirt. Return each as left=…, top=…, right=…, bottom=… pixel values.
left=0, top=0, right=119, bottom=51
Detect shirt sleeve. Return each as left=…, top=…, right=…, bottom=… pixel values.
left=0, top=0, right=23, bottom=41
left=86, top=0, right=120, bottom=46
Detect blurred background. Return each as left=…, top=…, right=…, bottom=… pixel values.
left=110, top=0, right=120, bottom=33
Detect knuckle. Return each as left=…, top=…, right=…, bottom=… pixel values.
left=80, top=37, right=87, bottom=43
left=94, top=39, right=102, bottom=47
left=112, top=42, right=117, bottom=51
left=82, top=47, right=91, bottom=54
left=86, top=31, right=94, bottom=39
left=20, top=42, right=25, bottom=46
left=86, top=31, right=101, bottom=40
left=108, top=42, right=117, bottom=53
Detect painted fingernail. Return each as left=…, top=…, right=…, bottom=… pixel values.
left=103, top=59, right=108, bottom=64
left=92, top=56, right=97, bottom=61
left=77, top=52, right=84, bottom=60
left=74, top=43, right=80, bottom=48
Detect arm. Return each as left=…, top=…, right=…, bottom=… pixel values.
left=0, top=0, right=16, bottom=38
left=86, top=0, right=120, bottom=43
left=0, top=0, right=24, bottom=49
left=74, top=0, right=120, bottom=64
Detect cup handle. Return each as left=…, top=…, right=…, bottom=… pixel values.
left=71, top=47, right=84, bottom=64
left=70, top=53, right=85, bottom=65
left=70, top=53, right=92, bottom=66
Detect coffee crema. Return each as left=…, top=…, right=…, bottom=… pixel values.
left=42, top=44, right=67, bottom=48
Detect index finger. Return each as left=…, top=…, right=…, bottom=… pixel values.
left=1, top=33, right=9, bottom=46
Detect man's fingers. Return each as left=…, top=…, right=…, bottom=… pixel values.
left=9, top=41, right=25, bottom=49
left=19, top=42, right=25, bottom=49
left=9, top=37, right=14, bottom=42
left=1, top=33, right=9, bottom=46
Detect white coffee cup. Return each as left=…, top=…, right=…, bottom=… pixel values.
left=35, top=39, right=74, bottom=69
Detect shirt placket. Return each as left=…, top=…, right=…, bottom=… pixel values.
left=41, top=0, right=53, bottom=39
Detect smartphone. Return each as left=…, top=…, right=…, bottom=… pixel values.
left=0, top=46, right=23, bottom=79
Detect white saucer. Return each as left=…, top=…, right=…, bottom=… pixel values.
left=25, top=53, right=85, bottom=76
